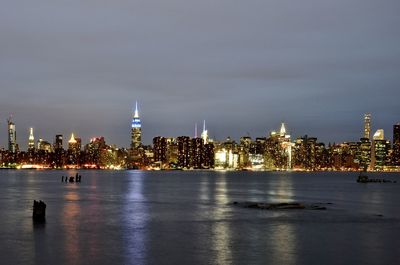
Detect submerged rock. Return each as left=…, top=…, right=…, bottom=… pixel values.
left=357, top=175, right=396, bottom=183
left=233, top=201, right=328, bottom=210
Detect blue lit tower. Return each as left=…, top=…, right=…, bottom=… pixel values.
left=131, top=101, right=142, bottom=149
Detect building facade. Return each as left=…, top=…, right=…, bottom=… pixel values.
left=28, top=128, right=35, bottom=151
left=8, top=118, right=17, bottom=153
left=392, top=124, right=400, bottom=166
left=364, top=113, right=371, bottom=140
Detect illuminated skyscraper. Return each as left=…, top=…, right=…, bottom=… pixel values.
left=279, top=123, right=292, bottom=170
left=393, top=124, right=400, bottom=166
left=131, top=101, right=142, bottom=149
left=54, top=134, right=63, bottom=150
left=293, top=135, right=318, bottom=170
left=371, top=129, right=389, bottom=170
left=68, top=133, right=78, bottom=151
left=364, top=113, right=371, bottom=140
left=28, top=127, right=35, bottom=151
left=7, top=118, right=16, bottom=153
left=83, top=137, right=106, bottom=166
left=373, top=129, right=384, bottom=140
left=54, top=134, right=64, bottom=168
left=190, top=137, right=203, bottom=169
left=153, top=136, right=167, bottom=164
left=68, top=133, right=80, bottom=165
left=203, top=142, right=214, bottom=169
left=357, top=138, right=371, bottom=170
left=37, top=138, right=52, bottom=152
left=177, top=136, right=191, bottom=168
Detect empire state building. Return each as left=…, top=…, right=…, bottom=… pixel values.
left=131, top=101, right=142, bottom=149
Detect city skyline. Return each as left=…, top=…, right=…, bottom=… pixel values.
left=2, top=1, right=399, bottom=264
left=0, top=108, right=399, bottom=150
left=1, top=1, right=400, bottom=148
left=2, top=109, right=399, bottom=172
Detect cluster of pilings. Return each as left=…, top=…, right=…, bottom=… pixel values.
left=33, top=173, right=84, bottom=223
left=61, top=173, right=82, bottom=183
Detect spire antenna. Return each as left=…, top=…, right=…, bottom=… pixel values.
left=134, top=101, right=139, bottom=118
left=201, top=120, right=209, bottom=144
left=280, top=122, right=286, bottom=136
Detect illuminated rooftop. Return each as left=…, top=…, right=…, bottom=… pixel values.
left=69, top=133, right=77, bottom=144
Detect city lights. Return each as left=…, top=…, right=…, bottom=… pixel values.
left=1, top=110, right=399, bottom=172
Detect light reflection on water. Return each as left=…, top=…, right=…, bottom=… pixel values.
left=264, top=173, right=298, bottom=264
left=123, top=171, right=148, bottom=264
left=62, top=184, right=81, bottom=265
left=199, top=175, right=210, bottom=202
left=0, top=171, right=398, bottom=265
left=269, top=224, right=297, bottom=265
left=267, top=173, right=295, bottom=202
left=85, top=176, right=101, bottom=261
left=212, top=174, right=232, bottom=264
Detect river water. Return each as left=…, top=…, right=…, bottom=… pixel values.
left=0, top=170, right=399, bottom=265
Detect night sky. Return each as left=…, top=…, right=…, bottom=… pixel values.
left=1, top=0, right=400, bottom=148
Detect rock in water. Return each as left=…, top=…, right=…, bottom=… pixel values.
left=233, top=201, right=327, bottom=210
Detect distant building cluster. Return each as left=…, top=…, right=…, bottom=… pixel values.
left=1, top=106, right=400, bottom=171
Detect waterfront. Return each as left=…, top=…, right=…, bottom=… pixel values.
left=0, top=170, right=399, bottom=265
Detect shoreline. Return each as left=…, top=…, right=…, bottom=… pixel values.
left=1, top=167, right=400, bottom=173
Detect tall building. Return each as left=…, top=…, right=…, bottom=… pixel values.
left=364, top=113, right=371, bottom=140
left=37, top=138, right=52, bottom=152
left=214, top=137, right=239, bottom=169
left=7, top=118, right=17, bottom=153
left=373, top=129, right=384, bottom=140
left=177, top=136, right=191, bottom=168
left=54, top=134, right=64, bottom=168
left=190, top=137, right=204, bottom=169
left=203, top=142, right=214, bottom=168
left=166, top=138, right=178, bottom=166
left=357, top=138, right=371, bottom=170
left=54, top=135, right=63, bottom=150
left=371, top=129, right=389, bottom=170
left=28, top=127, right=35, bottom=151
left=263, top=123, right=293, bottom=170
left=67, top=133, right=80, bottom=165
left=279, top=123, right=293, bottom=169
left=330, top=142, right=358, bottom=170
left=131, top=101, right=142, bottom=149
left=293, top=135, right=318, bottom=170
left=239, top=136, right=252, bottom=168
left=392, top=124, right=400, bottom=166
left=83, top=137, right=107, bottom=166
left=68, top=133, right=79, bottom=151
left=153, top=136, right=167, bottom=164
left=75, top=137, right=82, bottom=151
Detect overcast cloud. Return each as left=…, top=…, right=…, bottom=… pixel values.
left=1, top=0, right=399, bottom=148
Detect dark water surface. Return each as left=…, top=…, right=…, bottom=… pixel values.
left=0, top=170, right=399, bottom=265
